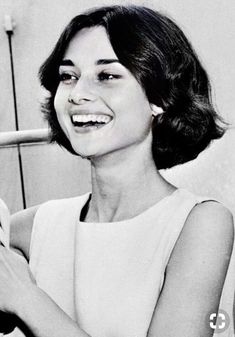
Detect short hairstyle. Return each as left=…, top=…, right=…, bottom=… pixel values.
left=39, top=5, right=225, bottom=169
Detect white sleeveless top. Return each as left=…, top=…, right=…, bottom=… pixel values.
left=6, top=189, right=235, bottom=337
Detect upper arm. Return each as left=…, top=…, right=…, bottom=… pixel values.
left=148, top=201, right=234, bottom=337
left=10, top=205, right=39, bottom=260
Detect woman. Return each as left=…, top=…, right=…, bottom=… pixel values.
left=0, top=5, right=234, bottom=337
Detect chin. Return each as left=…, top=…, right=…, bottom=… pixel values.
left=70, top=144, right=101, bottom=159
left=69, top=137, right=115, bottom=159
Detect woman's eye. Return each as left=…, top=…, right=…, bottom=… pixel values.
left=59, top=73, right=78, bottom=84
left=98, top=72, right=121, bottom=81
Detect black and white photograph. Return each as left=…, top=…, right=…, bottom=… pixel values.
left=0, top=0, right=235, bottom=336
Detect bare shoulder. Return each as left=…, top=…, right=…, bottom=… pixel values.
left=187, top=200, right=234, bottom=234
left=167, top=200, right=234, bottom=284
left=148, top=201, right=234, bottom=337
left=10, top=205, right=40, bottom=260
left=178, top=200, right=234, bottom=257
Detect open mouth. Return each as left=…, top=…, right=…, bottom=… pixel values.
left=71, top=114, right=112, bottom=129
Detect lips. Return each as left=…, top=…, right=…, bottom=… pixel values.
left=71, top=114, right=112, bottom=129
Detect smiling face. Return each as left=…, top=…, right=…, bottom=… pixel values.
left=54, top=25, right=154, bottom=159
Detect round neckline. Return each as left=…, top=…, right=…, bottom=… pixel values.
left=78, top=188, right=182, bottom=225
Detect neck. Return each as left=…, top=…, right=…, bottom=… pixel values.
left=86, top=137, right=175, bottom=222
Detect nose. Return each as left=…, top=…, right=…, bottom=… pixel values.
left=68, top=77, right=96, bottom=105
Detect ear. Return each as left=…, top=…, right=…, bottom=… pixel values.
left=150, top=104, right=164, bottom=117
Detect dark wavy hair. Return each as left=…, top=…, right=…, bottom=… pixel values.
left=39, top=5, right=225, bottom=169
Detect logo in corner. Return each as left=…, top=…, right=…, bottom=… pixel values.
left=206, top=309, right=230, bottom=333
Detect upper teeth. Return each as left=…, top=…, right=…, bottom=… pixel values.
left=72, top=114, right=112, bottom=124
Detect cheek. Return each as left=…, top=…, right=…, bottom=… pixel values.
left=54, top=87, right=67, bottom=116
left=53, top=89, right=70, bottom=138
left=119, top=89, right=152, bottom=126
left=120, top=80, right=151, bottom=115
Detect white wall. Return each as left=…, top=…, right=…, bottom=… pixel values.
left=0, top=0, right=234, bottom=213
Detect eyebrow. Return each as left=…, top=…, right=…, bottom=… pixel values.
left=96, top=59, right=120, bottom=65
left=60, top=59, right=74, bottom=66
left=59, top=59, right=120, bottom=67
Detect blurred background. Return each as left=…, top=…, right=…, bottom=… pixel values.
left=0, top=0, right=234, bottom=214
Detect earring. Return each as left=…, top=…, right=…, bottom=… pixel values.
left=151, top=105, right=164, bottom=117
